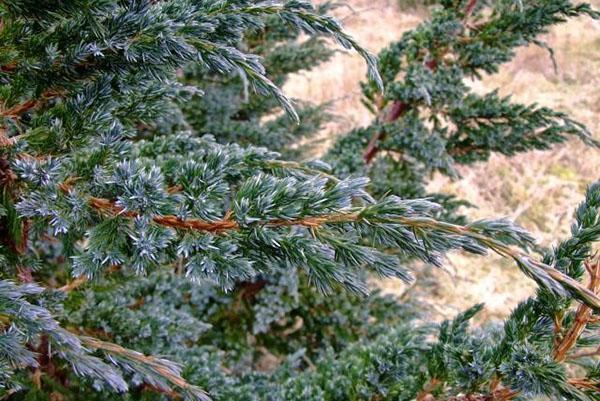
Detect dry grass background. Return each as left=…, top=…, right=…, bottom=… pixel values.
left=284, top=0, right=600, bottom=322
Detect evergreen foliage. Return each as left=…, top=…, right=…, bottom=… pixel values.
left=327, top=0, right=599, bottom=208
left=61, top=182, right=600, bottom=401
left=259, top=182, right=600, bottom=401
left=179, top=2, right=336, bottom=157
left=0, top=0, right=599, bottom=400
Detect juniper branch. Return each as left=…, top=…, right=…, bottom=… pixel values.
left=80, top=336, right=210, bottom=401
left=77, top=190, right=600, bottom=309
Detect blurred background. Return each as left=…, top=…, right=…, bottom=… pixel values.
left=283, top=0, right=600, bottom=322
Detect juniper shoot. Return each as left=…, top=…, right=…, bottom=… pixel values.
left=0, top=0, right=598, bottom=400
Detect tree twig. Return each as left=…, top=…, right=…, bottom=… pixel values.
left=553, top=259, right=600, bottom=361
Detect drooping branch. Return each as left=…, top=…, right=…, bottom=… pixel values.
left=79, top=336, right=210, bottom=401
left=81, top=193, right=600, bottom=310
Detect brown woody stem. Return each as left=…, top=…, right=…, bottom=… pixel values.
left=553, top=259, right=600, bottom=361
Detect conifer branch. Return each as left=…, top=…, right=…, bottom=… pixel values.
left=2, top=0, right=599, bottom=398
left=207, top=0, right=382, bottom=90
left=80, top=191, right=600, bottom=309
left=80, top=336, right=210, bottom=401
left=553, top=258, right=600, bottom=361
left=353, top=0, right=599, bottom=171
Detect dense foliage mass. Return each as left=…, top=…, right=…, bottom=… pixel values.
left=0, top=0, right=598, bottom=400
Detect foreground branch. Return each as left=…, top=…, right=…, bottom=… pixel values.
left=83, top=194, right=600, bottom=310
